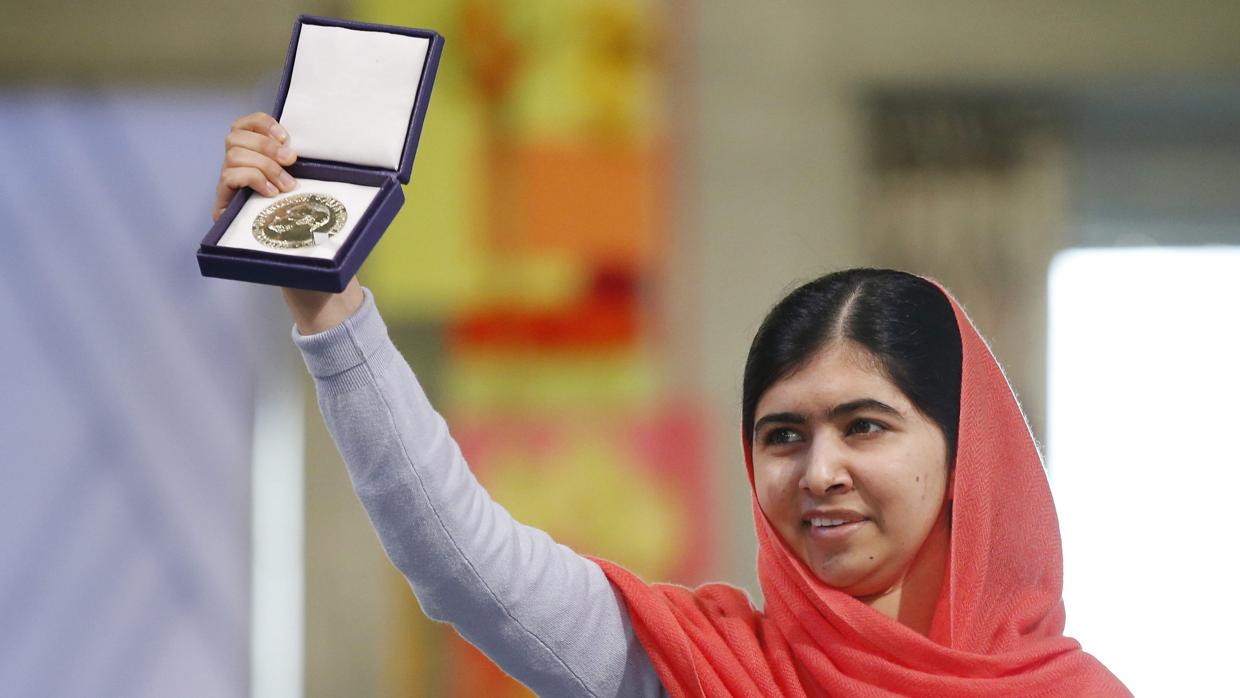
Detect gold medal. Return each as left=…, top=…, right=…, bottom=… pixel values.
left=252, top=193, right=347, bottom=249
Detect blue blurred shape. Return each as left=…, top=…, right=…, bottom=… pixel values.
left=0, top=89, right=268, bottom=698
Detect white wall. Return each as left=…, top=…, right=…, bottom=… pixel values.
left=1048, top=247, right=1240, bottom=694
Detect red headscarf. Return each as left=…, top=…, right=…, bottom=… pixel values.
left=591, top=282, right=1129, bottom=696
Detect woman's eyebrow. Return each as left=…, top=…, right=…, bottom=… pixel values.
left=827, top=398, right=902, bottom=420
left=753, top=412, right=805, bottom=433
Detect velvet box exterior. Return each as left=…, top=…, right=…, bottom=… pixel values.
left=197, top=15, right=443, bottom=292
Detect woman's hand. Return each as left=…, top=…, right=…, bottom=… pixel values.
left=214, top=112, right=363, bottom=333
left=212, top=112, right=299, bottom=222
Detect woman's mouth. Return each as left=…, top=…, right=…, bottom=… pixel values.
left=802, top=517, right=868, bottom=540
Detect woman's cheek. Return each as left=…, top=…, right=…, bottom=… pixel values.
left=752, top=463, right=773, bottom=509
left=755, top=462, right=793, bottom=521
left=755, top=472, right=781, bottom=517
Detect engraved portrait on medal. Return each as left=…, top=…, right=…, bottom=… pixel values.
left=252, top=193, right=348, bottom=249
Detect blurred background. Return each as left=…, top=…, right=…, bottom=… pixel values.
left=2, top=1, right=1238, bottom=696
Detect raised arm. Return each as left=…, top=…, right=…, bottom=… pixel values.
left=291, top=288, right=663, bottom=696
left=216, top=114, right=664, bottom=696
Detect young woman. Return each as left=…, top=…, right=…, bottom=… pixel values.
left=216, top=114, right=1129, bottom=696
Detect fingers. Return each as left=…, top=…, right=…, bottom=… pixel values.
left=222, top=165, right=278, bottom=197
left=222, top=113, right=297, bottom=193
left=222, top=114, right=298, bottom=192
left=214, top=112, right=299, bottom=224
left=225, top=129, right=297, bottom=167
left=230, top=111, right=289, bottom=143
left=224, top=147, right=296, bottom=194
left=212, top=174, right=259, bottom=220
left=213, top=165, right=279, bottom=222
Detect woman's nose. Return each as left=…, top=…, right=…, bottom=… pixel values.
left=799, top=440, right=853, bottom=496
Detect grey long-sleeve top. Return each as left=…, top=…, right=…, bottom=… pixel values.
left=292, top=288, right=668, bottom=698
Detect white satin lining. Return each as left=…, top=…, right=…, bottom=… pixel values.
left=279, top=24, right=429, bottom=171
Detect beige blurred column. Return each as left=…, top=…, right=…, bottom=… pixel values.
left=302, top=379, right=394, bottom=698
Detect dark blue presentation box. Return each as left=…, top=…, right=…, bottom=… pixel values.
left=197, top=15, right=444, bottom=293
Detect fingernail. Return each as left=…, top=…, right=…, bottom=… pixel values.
left=277, top=146, right=295, bottom=162
left=264, top=181, right=278, bottom=196
left=271, top=124, right=289, bottom=142
left=278, top=172, right=296, bottom=190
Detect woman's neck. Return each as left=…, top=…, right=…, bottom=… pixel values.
left=860, top=505, right=951, bottom=637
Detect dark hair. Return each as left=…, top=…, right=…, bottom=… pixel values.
left=742, top=269, right=963, bottom=461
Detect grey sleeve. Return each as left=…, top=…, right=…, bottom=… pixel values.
left=292, top=288, right=666, bottom=698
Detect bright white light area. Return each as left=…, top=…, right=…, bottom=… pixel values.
left=1048, top=247, right=1240, bottom=695
left=250, top=359, right=305, bottom=698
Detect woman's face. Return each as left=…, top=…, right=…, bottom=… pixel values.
left=752, top=340, right=952, bottom=597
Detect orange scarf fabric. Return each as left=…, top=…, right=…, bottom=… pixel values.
left=591, top=285, right=1129, bottom=696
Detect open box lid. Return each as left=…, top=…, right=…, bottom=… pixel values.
left=273, top=15, right=443, bottom=184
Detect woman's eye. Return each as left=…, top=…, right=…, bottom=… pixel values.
left=846, top=419, right=885, bottom=436
left=764, top=428, right=803, bottom=446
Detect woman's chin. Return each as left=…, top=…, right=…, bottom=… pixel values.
left=805, top=553, right=879, bottom=593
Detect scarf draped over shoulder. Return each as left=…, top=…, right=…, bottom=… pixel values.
left=591, top=281, right=1129, bottom=697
